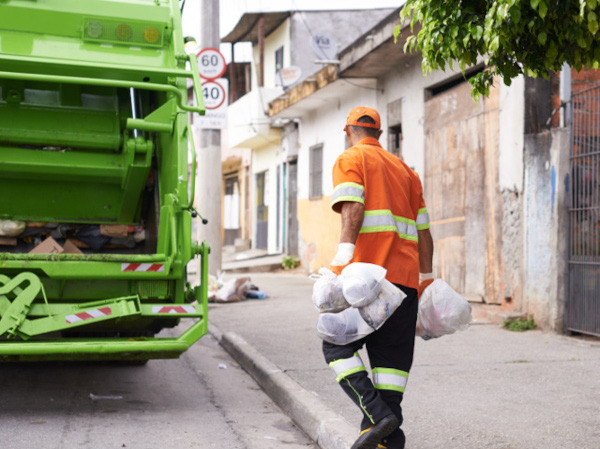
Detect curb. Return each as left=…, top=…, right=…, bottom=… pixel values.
left=208, top=324, right=355, bottom=449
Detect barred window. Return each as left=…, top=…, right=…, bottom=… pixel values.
left=309, top=144, right=323, bottom=199
left=389, top=124, right=402, bottom=157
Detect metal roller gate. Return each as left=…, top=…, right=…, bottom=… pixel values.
left=568, top=83, right=600, bottom=336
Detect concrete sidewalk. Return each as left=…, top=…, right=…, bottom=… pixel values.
left=208, top=272, right=600, bottom=449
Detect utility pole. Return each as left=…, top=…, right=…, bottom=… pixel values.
left=197, top=0, right=222, bottom=275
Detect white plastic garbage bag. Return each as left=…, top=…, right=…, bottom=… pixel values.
left=418, top=279, right=472, bottom=338
left=0, top=220, right=26, bottom=237
left=317, top=307, right=374, bottom=345
left=312, top=267, right=349, bottom=313
left=359, top=279, right=406, bottom=330
left=340, top=262, right=387, bottom=308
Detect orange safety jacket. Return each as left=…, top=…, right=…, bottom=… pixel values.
left=331, top=137, right=429, bottom=289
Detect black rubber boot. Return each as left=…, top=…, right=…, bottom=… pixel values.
left=350, top=414, right=399, bottom=449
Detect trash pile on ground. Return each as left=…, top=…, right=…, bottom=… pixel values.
left=208, top=273, right=267, bottom=303
left=312, top=263, right=473, bottom=345
left=0, top=219, right=146, bottom=253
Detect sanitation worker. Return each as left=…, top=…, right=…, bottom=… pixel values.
left=324, top=106, right=434, bottom=449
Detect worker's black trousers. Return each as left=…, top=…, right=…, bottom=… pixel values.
left=322, top=284, right=418, bottom=449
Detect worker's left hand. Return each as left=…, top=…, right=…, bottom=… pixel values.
left=418, top=279, right=434, bottom=298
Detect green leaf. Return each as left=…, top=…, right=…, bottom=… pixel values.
left=510, top=6, right=521, bottom=23
left=474, top=25, right=483, bottom=41
left=589, top=20, right=599, bottom=34
left=546, top=42, right=558, bottom=62
left=393, top=25, right=401, bottom=43
left=490, top=35, right=500, bottom=52
left=531, top=0, right=540, bottom=10
left=538, top=1, right=548, bottom=19
left=590, top=0, right=598, bottom=10
left=538, top=32, right=547, bottom=45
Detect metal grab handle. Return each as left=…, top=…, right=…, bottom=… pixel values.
left=183, top=124, right=197, bottom=209
left=186, top=53, right=205, bottom=115
left=0, top=70, right=204, bottom=114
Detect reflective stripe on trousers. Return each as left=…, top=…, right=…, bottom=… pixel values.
left=372, top=367, right=409, bottom=393
left=360, top=210, right=418, bottom=242
left=329, top=352, right=366, bottom=382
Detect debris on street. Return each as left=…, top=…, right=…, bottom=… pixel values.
left=208, top=274, right=267, bottom=303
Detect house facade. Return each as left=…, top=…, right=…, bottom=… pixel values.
left=222, top=9, right=394, bottom=256
left=268, top=8, right=598, bottom=334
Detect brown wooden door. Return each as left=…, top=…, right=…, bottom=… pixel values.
left=424, top=80, right=501, bottom=303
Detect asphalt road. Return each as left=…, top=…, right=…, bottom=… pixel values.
left=0, top=331, right=317, bottom=449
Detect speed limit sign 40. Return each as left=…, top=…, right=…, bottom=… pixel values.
left=197, top=47, right=227, bottom=81
left=202, top=80, right=226, bottom=110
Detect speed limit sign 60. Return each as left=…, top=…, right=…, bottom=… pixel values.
left=197, top=47, right=226, bottom=81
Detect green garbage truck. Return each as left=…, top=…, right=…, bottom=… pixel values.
left=0, top=0, right=209, bottom=361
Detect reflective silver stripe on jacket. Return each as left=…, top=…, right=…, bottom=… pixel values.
left=329, top=352, right=366, bottom=382
left=360, top=210, right=418, bottom=242
left=331, top=182, right=365, bottom=207
left=416, top=207, right=430, bottom=230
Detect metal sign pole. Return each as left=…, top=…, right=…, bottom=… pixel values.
left=197, top=0, right=222, bottom=275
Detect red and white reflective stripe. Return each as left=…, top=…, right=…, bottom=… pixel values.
left=121, top=263, right=165, bottom=272
left=66, top=307, right=112, bottom=324
left=151, top=305, right=196, bottom=314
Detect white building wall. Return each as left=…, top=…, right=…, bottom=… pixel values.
left=253, top=143, right=281, bottom=253
left=378, top=64, right=466, bottom=178
left=378, top=66, right=525, bottom=189
left=499, top=75, right=525, bottom=191
left=297, top=89, right=377, bottom=200
left=251, top=19, right=291, bottom=91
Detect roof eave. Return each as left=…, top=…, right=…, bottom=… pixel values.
left=222, top=11, right=291, bottom=44
left=267, top=11, right=418, bottom=118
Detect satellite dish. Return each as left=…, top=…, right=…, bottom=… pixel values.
left=277, top=66, right=302, bottom=87
left=310, top=34, right=337, bottom=61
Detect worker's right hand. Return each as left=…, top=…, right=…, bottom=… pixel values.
left=329, top=242, right=355, bottom=276
left=331, top=242, right=354, bottom=266
left=327, top=265, right=342, bottom=276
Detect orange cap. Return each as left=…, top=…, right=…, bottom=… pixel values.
left=345, top=106, right=381, bottom=130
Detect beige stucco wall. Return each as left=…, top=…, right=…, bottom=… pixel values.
left=297, top=196, right=340, bottom=272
